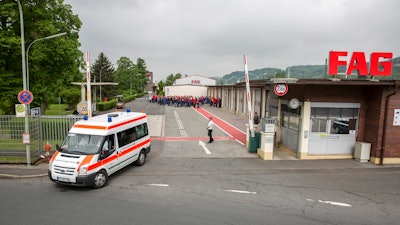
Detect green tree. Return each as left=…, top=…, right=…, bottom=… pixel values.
left=115, top=56, right=135, bottom=95
left=0, top=0, right=83, bottom=114
left=157, top=80, right=165, bottom=96
left=133, top=58, right=149, bottom=93
left=91, top=53, right=115, bottom=101
left=275, top=70, right=286, bottom=78
left=165, top=73, right=182, bottom=86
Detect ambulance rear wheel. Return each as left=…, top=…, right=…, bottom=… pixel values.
left=135, top=150, right=146, bottom=166
left=93, top=170, right=108, bottom=188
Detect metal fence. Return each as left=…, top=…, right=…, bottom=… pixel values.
left=0, top=115, right=83, bottom=160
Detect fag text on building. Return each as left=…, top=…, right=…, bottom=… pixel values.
left=328, top=51, right=393, bottom=76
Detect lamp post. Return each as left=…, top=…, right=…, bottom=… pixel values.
left=15, top=0, right=31, bottom=166
left=26, top=32, right=66, bottom=91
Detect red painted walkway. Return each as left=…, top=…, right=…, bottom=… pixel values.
left=194, top=107, right=246, bottom=145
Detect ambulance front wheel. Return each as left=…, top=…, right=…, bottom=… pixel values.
left=93, top=170, right=108, bottom=188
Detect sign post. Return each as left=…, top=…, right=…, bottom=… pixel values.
left=17, top=89, right=33, bottom=166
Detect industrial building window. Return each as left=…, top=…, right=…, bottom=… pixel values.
left=310, top=107, right=359, bottom=134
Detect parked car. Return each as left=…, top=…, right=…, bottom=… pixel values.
left=116, top=95, right=124, bottom=109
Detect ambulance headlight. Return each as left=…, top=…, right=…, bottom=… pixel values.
left=79, top=165, right=88, bottom=175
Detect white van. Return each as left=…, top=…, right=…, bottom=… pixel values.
left=48, top=111, right=151, bottom=188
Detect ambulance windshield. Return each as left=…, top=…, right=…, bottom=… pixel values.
left=60, top=133, right=104, bottom=155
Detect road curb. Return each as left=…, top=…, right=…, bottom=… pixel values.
left=0, top=173, right=48, bottom=179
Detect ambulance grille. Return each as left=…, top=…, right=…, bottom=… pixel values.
left=53, top=165, right=76, bottom=175
left=60, top=154, right=80, bottom=158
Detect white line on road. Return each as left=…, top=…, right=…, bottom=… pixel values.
left=307, top=198, right=352, bottom=207
left=218, top=189, right=257, bottom=194
left=174, top=110, right=188, bottom=137
left=199, top=141, right=212, bottom=154
left=148, top=183, right=170, bottom=187
left=318, top=200, right=352, bottom=207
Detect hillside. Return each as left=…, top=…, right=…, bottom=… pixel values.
left=217, top=57, right=400, bottom=84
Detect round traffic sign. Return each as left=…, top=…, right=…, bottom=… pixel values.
left=274, top=83, right=288, bottom=96
left=77, top=101, right=88, bottom=115
left=17, top=90, right=33, bottom=104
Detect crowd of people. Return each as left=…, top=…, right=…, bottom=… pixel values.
left=150, top=95, right=222, bottom=108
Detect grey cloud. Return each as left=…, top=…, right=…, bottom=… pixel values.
left=65, top=0, right=400, bottom=80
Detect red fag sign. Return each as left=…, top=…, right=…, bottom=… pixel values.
left=274, top=83, right=288, bottom=96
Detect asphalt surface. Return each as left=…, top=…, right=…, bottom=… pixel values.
left=1, top=99, right=399, bottom=178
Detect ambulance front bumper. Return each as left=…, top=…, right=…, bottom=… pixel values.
left=48, top=170, right=96, bottom=187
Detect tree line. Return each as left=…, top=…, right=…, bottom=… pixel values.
left=0, top=0, right=177, bottom=115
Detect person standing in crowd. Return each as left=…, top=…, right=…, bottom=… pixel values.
left=207, top=116, right=214, bottom=143
left=254, top=112, right=259, bottom=125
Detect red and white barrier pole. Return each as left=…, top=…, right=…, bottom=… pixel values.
left=85, top=52, right=92, bottom=118
left=244, top=54, right=254, bottom=137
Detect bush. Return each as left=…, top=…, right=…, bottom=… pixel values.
left=96, top=93, right=143, bottom=111
left=97, top=99, right=117, bottom=111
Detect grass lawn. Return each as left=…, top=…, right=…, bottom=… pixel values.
left=0, top=156, right=41, bottom=164
left=45, top=104, right=74, bottom=115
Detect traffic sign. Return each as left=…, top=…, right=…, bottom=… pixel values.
left=274, top=83, right=288, bottom=96
left=17, top=90, right=33, bottom=104
left=15, top=104, right=26, bottom=117
left=77, top=101, right=88, bottom=115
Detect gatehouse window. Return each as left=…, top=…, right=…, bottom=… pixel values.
left=310, top=104, right=359, bottom=135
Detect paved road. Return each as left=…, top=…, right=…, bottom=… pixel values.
left=2, top=97, right=400, bottom=225
left=123, top=97, right=256, bottom=158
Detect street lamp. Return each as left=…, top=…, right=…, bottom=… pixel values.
left=26, top=32, right=67, bottom=91
left=15, top=0, right=30, bottom=166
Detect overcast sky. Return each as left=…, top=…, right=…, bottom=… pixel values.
left=64, top=0, right=400, bottom=81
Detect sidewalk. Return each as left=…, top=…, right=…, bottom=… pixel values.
left=0, top=161, right=48, bottom=179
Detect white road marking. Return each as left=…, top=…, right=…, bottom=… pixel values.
left=219, top=189, right=257, bottom=194
left=235, top=139, right=245, bottom=145
left=199, top=141, right=212, bottom=154
left=307, top=198, right=352, bottom=207
left=318, top=200, right=352, bottom=207
left=148, top=183, right=170, bottom=187
left=174, top=110, right=188, bottom=137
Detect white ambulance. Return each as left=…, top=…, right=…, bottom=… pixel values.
left=48, top=110, right=151, bottom=188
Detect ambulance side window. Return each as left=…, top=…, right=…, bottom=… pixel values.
left=102, top=135, right=115, bottom=151
left=100, top=134, right=115, bottom=160
left=117, top=127, right=136, bottom=147
left=136, top=123, right=148, bottom=140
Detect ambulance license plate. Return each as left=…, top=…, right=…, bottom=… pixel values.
left=57, top=177, right=69, bottom=182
